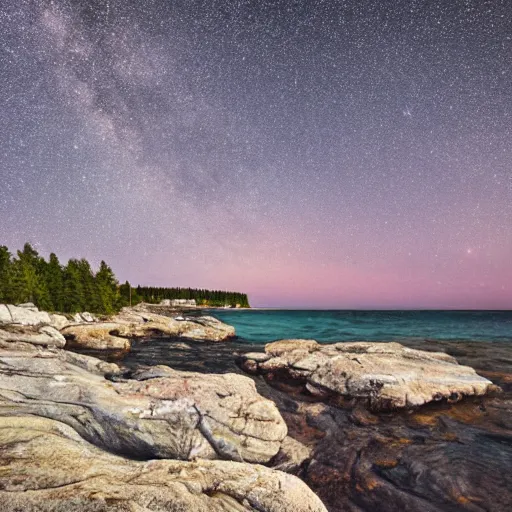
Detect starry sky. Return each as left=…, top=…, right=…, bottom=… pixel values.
left=1, top=0, right=511, bottom=309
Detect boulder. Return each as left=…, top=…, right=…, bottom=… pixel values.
left=271, top=436, right=312, bottom=474
left=49, top=313, right=70, bottom=330
left=61, top=305, right=235, bottom=349
left=112, top=304, right=235, bottom=341
left=61, top=322, right=131, bottom=350
left=0, top=349, right=287, bottom=463
left=0, top=303, right=51, bottom=326
left=239, top=340, right=495, bottom=410
left=17, top=302, right=37, bottom=309
left=81, top=311, right=96, bottom=322
left=0, top=416, right=326, bottom=512
left=1, top=303, right=235, bottom=350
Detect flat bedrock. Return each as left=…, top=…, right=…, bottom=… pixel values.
left=239, top=339, right=497, bottom=410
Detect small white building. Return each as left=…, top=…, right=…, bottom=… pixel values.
left=160, top=299, right=196, bottom=307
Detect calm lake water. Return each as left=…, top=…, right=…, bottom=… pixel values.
left=209, top=309, right=512, bottom=344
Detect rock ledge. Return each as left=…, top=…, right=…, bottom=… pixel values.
left=239, top=339, right=496, bottom=410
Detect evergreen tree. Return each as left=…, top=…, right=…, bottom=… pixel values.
left=77, top=258, right=100, bottom=312
left=63, top=259, right=85, bottom=313
left=46, top=253, right=65, bottom=312
left=120, top=280, right=142, bottom=306
left=1, top=242, right=251, bottom=311
left=9, top=243, right=53, bottom=309
left=95, top=260, right=119, bottom=314
left=0, top=246, right=12, bottom=303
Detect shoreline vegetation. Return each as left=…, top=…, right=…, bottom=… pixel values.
left=0, top=243, right=250, bottom=315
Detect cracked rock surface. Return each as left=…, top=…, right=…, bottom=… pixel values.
left=61, top=303, right=236, bottom=349
left=112, top=336, right=512, bottom=512
left=0, top=346, right=287, bottom=463
left=0, top=415, right=326, bottom=512
left=0, top=303, right=52, bottom=326
left=239, top=340, right=496, bottom=410
left=0, top=302, right=236, bottom=352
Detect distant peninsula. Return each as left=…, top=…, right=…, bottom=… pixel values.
left=0, top=243, right=250, bottom=314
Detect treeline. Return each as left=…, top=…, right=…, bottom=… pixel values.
left=131, top=286, right=250, bottom=308
left=0, top=243, right=121, bottom=314
left=0, top=243, right=250, bottom=313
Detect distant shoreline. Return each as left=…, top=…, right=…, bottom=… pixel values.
left=208, top=307, right=512, bottom=312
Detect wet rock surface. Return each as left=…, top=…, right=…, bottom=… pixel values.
left=103, top=336, right=512, bottom=511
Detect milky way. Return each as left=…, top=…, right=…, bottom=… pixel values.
left=1, top=0, right=511, bottom=308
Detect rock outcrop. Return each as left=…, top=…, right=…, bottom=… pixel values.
left=0, top=416, right=326, bottom=512
left=0, top=347, right=287, bottom=463
left=0, top=323, right=66, bottom=348
left=0, top=308, right=327, bottom=510
left=61, top=322, right=131, bottom=350
left=0, top=303, right=236, bottom=351
left=72, top=311, right=98, bottom=323
left=49, top=313, right=70, bottom=330
left=61, top=303, right=235, bottom=349
left=123, top=335, right=512, bottom=512
left=239, top=340, right=495, bottom=410
left=114, top=304, right=236, bottom=340
left=0, top=304, right=67, bottom=349
left=0, top=303, right=52, bottom=326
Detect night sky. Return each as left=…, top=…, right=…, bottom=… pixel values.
left=1, top=0, right=511, bottom=309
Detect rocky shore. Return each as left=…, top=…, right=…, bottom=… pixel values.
left=0, top=302, right=235, bottom=353
left=0, top=303, right=325, bottom=511
left=238, top=339, right=496, bottom=410
left=1, top=303, right=511, bottom=511
left=116, top=336, right=512, bottom=511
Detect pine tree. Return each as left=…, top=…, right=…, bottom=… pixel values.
left=95, top=260, right=119, bottom=314
left=33, top=253, right=53, bottom=311
left=9, top=243, right=53, bottom=308
left=77, top=258, right=100, bottom=312
left=63, top=259, right=85, bottom=313
left=0, top=246, right=12, bottom=303
left=46, top=253, right=65, bottom=312
left=119, top=280, right=135, bottom=306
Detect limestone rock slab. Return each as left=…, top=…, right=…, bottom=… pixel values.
left=0, top=349, right=287, bottom=463
left=0, top=303, right=51, bottom=325
left=0, top=324, right=65, bottom=348
left=240, top=340, right=495, bottom=410
left=0, top=415, right=326, bottom=512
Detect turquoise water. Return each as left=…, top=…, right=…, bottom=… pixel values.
left=209, top=309, right=512, bottom=343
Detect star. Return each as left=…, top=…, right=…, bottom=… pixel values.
left=0, top=0, right=510, bottom=308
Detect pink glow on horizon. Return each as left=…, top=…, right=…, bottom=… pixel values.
left=129, top=241, right=512, bottom=309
